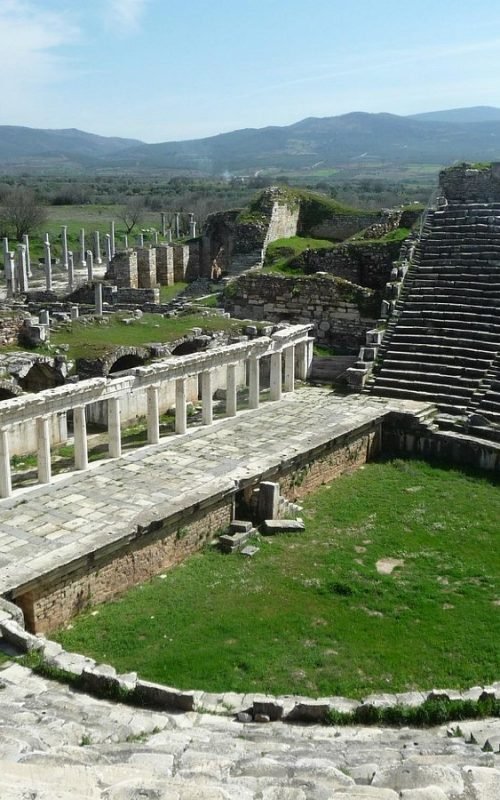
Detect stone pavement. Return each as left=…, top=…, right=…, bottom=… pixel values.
left=0, top=661, right=498, bottom=799
left=0, top=387, right=425, bottom=597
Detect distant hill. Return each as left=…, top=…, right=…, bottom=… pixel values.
left=409, top=106, right=500, bottom=123
left=0, top=126, right=143, bottom=167
left=2, top=109, right=500, bottom=173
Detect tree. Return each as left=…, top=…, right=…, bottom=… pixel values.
left=0, top=187, right=47, bottom=241
left=119, top=196, right=146, bottom=234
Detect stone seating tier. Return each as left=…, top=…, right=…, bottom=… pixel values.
left=370, top=201, right=500, bottom=423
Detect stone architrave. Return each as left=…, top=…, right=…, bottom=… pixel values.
left=79, top=229, right=86, bottom=269
left=68, top=251, right=75, bottom=291
left=86, top=249, right=94, bottom=282
left=22, top=234, right=32, bottom=277
left=61, top=226, right=69, bottom=270
left=44, top=240, right=52, bottom=291
left=94, top=231, right=103, bottom=265
left=16, top=244, right=28, bottom=292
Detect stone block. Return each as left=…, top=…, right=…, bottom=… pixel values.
left=134, top=679, right=196, bottom=711
left=0, top=619, right=44, bottom=653
left=81, top=663, right=118, bottom=695
left=262, top=518, right=305, bottom=534
left=230, top=520, right=253, bottom=533
left=253, top=699, right=284, bottom=721
left=287, top=701, right=330, bottom=722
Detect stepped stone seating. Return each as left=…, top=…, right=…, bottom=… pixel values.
left=370, top=203, right=500, bottom=424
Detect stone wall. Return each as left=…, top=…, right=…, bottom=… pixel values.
left=303, top=212, right=381, bottom=241
left=440, top=162, right=500, bottom=202
left=18, top=498, right=233, bottom=633
left=294, top=241, right=402, bottom=290
left=224, top=274, right=379, bottom=352
left=0, top=314, right=25, bottom=346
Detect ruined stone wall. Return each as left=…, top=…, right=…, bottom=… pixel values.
left=303, top=212, right=381, bottom=241
left=0, top=315, right=25, bottom=346
left=136, top=248, right=157, bottom=289
left=155, top=244, right=174, bottom=285
left=295, top=241, right=401, bottom=290
left=440, top=163, right=500, bottom=202
left=224, top=274, right=379, bottom=352
left=264, top=201, right=300, bottom=245
left=18, top=499, right=233, bottom=633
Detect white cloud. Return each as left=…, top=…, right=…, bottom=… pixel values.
left=104, top=0, right=149, bottom=34
left=0, top=1, right=80, bottom=123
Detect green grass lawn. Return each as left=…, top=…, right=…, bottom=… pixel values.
left=45, top=312, right=245, bottom=361
left=55, top=459, right=500, bottom=699
left=263, top=236, right=336, bottom=274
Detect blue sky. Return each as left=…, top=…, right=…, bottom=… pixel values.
left=1, top=0, right=500, bottom=142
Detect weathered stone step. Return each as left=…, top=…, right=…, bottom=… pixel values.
left=386, top=341, right=497, bottom=360
left=374, top=375, right=474, bottom=398
left=398, top=314, right=500, bottom=331
left=381, top=359, right=486, bottom=378
left=390, top=330, right=500, bottom=348
left=371, top=384, right=468, bottom=412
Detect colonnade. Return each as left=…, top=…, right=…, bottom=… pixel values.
left=0, top=331, right=314, bottom=499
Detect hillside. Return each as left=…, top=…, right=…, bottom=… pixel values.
left=2, top=108, right=500, bottom=173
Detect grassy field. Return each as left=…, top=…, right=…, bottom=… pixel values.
left=55, top=458, right=500, bottom=699
left=263, top=236, right=335, bottom=274
left=40, top=312, right=244, bottom=361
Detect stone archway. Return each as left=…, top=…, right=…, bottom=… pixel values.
left=18, top=363, right=65, bottom=393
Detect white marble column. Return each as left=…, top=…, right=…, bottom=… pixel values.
left=226, top=363, right=237, bottom=417
left=79, top=228, right=86, bottom=268
left=73, top=406, right=88, bottom=471
left=175, top=212, right=180, bottom=239
left=95, top=282, right=103, bottom=317
left=108, top=397, right=121, bottom=458
left=94, top=231, right=103, bottom=265
left=175, top=377, right=187, bottom=434
left=44, top=239, right=52, bottom=291
left=306, top=339, right=314, bottom=373
left=36, top=416, right=51, bottom=484
left=16, top=244, right=28, bottom=292
left=110, top=220, right=116, bottom=258
left=147, top=385, right=160, bottom=444
left=124, top=234, right=128, bottom=249
left=105, top=234, right=112, bottom=264
left=23, top=234, right=32, bottom=277
left=61, top=225, right=69, bottom=271
left=270, top=351, right=282, bottom=401
left=295, top=341, right=308, bottom=381
left=137, top=233, right=144, bottom=247
left=0, top=428, right=12, bottom=498
left=86, top=249, right=94, bottom=282
left=161, top=212, right=166, bottom=236
left=201, top=370, right=213, bottom=425
left=6, top=251, right=15, bottom=298
left=68, top=251, right=74, bottom=291
left=248, top=355, right=260, bottom=409
left=2, top=237, right=9, bottom=272
left=284, top=345, right=295, bottom=393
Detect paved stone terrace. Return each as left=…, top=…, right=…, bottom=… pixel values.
left=0, top=388, right=428, bottom=597
left=0, top=661, right=498, bottom=799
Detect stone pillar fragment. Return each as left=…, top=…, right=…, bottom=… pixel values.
left=16, top=244, right=28, bottom=292
left=108, top=397, right=121, bottom=458
left=95, top=282, right=103, bottom=317
left=79, top=228, right=86, bottom=268
left=226, top=363, right=237, bottom=417
left=86, top=249, right=94, bottom=283
left=6, top=251, right=15, bottom=298
left=147, top=385, right=160, bottom=445
left=23, top=234, right=32, bottom=277
left=284, top=345, right=295, bottom=392
left=73, top=406, right=88, bottom=471
left=295, top=341, right=308, bottom=381
left=105, top=234, right=112, bottom=264
left=0, top=428, right=12, bottom=498
left=201, top=370, right=213, bottom=425
left=175, top=377, right=187, bottom=434
left=94, top=230, right=103, bottom=265
left=61, top=225, right=69, bottom=271
left=44, top=240, right=52, bottom=291
left=175, top=212, right=180, bottom=239
left=36, top=416, right=51, bottom=485
left=110, top=220, right=116, bottom=258
left=161, top=212, right=166, bottom=236
left=248, top=355, right=260, bottom=409
left=68, top=251, right=74, bottom=291
left=270, top=351, right=282, bottom=401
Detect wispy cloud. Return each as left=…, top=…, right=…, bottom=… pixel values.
left=0, top=1, right=80, bottom=125
left=104, top=0, right=149, bottom=34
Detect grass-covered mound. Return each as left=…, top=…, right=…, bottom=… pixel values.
left=55, top=459, right=500, bottom=699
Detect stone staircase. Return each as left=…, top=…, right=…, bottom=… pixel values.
left=370, top=203, right=500, bottom=422
left=228, top=249, right=264, bottom=276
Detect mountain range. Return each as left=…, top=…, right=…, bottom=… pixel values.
left=2, top=107, right=500, bottom=174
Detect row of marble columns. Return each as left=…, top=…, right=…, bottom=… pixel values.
left=0, top=340, right=312, bottom=499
